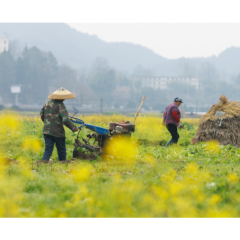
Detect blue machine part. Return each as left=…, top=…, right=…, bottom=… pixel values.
left=69, top=116, right=84, bottom=125
left=84, top=123, right=109, bottom=135
left=70, top=116, right=109, bottom=135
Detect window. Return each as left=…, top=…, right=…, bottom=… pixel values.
left=4, top=40, right=6, bottom=44
left=4, top=47, right=6, bottom=51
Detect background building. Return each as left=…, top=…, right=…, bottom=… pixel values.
left=0, top=38, right=9, bottom=54
left=139, top=77, right=200, bottom=90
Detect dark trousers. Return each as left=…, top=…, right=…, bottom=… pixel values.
left=42, top=134, right=66, bottom=161
left=167, top=124, right=179, bottom=143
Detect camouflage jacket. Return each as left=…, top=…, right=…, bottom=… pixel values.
left=40, top=100, right=78, bottom=137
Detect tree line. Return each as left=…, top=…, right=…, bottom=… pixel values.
left=0, top=46, right=80, bottom=105
left=1, top=45, right=240, bottom=112
left=0, top=46, right=131, bottom=106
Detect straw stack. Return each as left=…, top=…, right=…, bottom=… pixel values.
left=191, top=95, right=240, bottom=147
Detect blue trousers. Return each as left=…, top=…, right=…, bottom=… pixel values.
left=42, top=134, right=66, bottom=161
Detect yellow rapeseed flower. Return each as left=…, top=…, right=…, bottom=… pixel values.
left=22, top=136, right=42, bottom=152
left=17, top=157, right=33, bottom=178
left=0, top=113, right=20, bottom=135
left=151, top=186, right=169, bottom=200
left=209, top=194, right=222, bottom=205
left=71, top=163, right=94, bottom=182
left=206, top=207, right=237, bottom=218
left=227, top=173, right=239, bottom=184
left=205, top=141, right=221, bottom=154
left=198, top=170, right=212, bottom=183
left=185, top=162, right=199, bottom=175
left=161, top=169, right=177, bottom=182
left=0, top=153, right=7, bottom=177
left=142, top=154, right=156, bottom=166
left=169, top=182, right=185, bottom=195
left=58, top=213, right=68, bottom=218
left=103, top=135, right=138, bottom=165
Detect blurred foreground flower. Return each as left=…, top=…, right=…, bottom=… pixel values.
left=0, top=154, right=7, bottom=176
left=22, top=136, right=42, bottom=152
left=227, top=173, right=239, bottom=184
left=103, top=135, right=138, bottom=165
left=205, top=141, right=221, bottom=154
left=0, top=177, right=23, bottom=217
left=209, top=194, right=222, bottom=205
left=161, top=169, right=177, bottom=182
left=17, top=157, right=34, bottom=178
left=142, top=154, right=156, bottom=166
left=185, top=162, right=199, bottom=175
left=71, top=163, right=94, bottom=182
left=0, top=113, right=20, bottom=135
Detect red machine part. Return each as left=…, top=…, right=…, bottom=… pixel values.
left=109, top=122, right=135, bottom=133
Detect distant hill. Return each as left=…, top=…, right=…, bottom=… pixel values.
left=0, top=23, right=166, bottom=72
left=214, top=47, right=240, bottom=76
left=1, top=23, right=240, bottom=79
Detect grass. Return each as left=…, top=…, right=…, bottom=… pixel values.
left=0, top=112, right=240, bottom=217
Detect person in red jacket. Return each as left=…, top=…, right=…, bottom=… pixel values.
left=163, top=97, right=183, bottom=146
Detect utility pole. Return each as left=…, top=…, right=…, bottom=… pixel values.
left=15, top=93, right=18, bottom=106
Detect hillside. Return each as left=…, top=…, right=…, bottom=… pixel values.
left=0, top=23, right=166, bottom=72
left=1, top=23, right=240, bottom=78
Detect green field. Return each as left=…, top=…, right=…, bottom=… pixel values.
left=0, top=113, right=240, bottom=217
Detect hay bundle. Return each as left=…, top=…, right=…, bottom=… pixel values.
left=191, top=95, right=240, bottom=147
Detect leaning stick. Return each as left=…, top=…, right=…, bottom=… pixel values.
left=133, top=96, right=146, bottom=124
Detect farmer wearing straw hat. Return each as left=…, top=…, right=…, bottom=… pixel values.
left=163, top=97, right=183, bottom=146
left=40, top=87, right=79, bottom=161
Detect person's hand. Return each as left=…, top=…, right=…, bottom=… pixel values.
left=178, top=122, right=183, bottom=128
left=74, top=126, right=79, bottom=132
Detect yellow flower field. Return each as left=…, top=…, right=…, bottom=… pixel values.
left=0, top=112, right=239, bottom=217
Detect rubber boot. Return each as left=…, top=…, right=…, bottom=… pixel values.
left=165, top=138, right=173, bottom=147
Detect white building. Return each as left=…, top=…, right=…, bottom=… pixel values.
left=0, top=38, right=9, bottom=54
left=140, top=76, right=199, bottom=90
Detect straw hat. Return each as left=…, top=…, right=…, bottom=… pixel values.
left=48, top=87, right=76, bottom=100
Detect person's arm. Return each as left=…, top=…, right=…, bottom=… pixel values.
left=59, top=103, right=78, bottom=132
left=40, top=107, right=44, bottom=122
left=172, top=111, right=182, bottom=128
left=172, top=111, right=180, bottom=122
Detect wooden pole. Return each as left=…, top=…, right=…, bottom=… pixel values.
left=133, top=96, right=146, bottom=124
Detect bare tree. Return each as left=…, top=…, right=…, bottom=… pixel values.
left=133, top=65, right=153, bottom=77
left=8, top=40, right=24, bottom=60
left=178, top=59, right=196, bottom=78
left=199, top=62, right=219, bottom=88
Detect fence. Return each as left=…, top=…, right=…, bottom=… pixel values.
left=0, top=94, right=213, bottom=116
